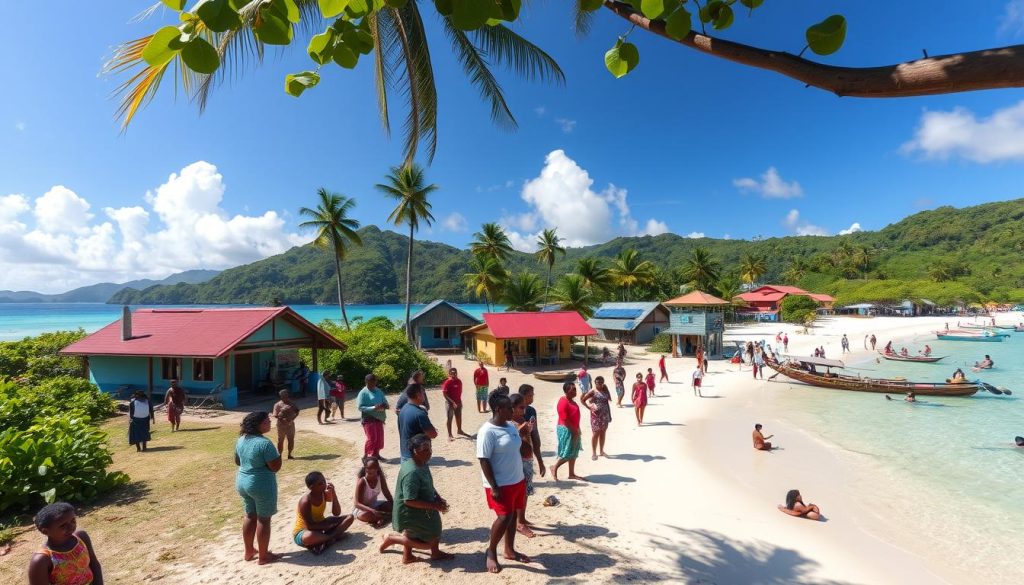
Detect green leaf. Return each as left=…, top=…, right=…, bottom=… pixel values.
left=345, top=0, right=371, bottom=17
left=332, top=43, right=359, bottom=68
left=308, top=30, right=335, bottom=65
left=42, top=488, right=56, bottom=503
left=318, top=0, right=349, bottom=18
left=580, top=0, right=603, bottom=12
left=141, top=26, right=182, bottom=68
left=160, top=0, right=187, bottom=10
left=255, top=3, right=293, bottom=45
left=181, top=37, right=220, bottom=74
left=739, top=0, right=763, bottom=8
left=276, top=0, right=301, bottom=23
left=604, top=40, right=639, bottom=78
left=195, top=0, right=242, bottom=33
left=640, top=0, right=678, bottom=20
left=384, top=0, right=408, bottom=7
left=450, top=0, right=492, bottom=30
left=712, top=3, right=733, bottom=29
left=354, top=29, right=374, bottom=54
left=285, top=71, right=320, bottom=97
left=496, top=0, right=521, bottom=21
left=805, top=14, right=846, bottom=56
left=665, top=7, right=692, bottom=40
left=434, top=0, right=454, bottom=16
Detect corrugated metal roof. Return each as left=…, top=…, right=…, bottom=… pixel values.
left=593, top=308, right=645, bottom=319
left=408, top=299, right=481, bottom=326
left=588, top=318, right=636, bottom=331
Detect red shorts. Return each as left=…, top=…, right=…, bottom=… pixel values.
left=484, top=480, right=527, bottom=516
left=693, top=378, right=702, bottom=387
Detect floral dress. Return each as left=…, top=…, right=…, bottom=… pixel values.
left=588, top=388, right=612, bottom=433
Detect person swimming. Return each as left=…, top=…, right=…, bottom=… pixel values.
left=1015, top=436, right=1024, bottom=447
left=949, top=368, right=967, bottom=383
left=904, top=391, right=916, bottom=403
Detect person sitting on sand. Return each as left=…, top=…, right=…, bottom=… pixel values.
left=293, top=471, right=354, bottom=554
left=353, top=456, right=394, bottom=528
left=28, top=502, right=103, bottom=585
left=752, top=424, right=773, bottom=451
left=905, top=392, right=917, bottom=403
left=380, top=433, right=454, bottom=564
left=778, top=489, right=822, bottom=521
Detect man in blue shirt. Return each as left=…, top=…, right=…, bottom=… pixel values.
left=397, top=384, right=437, bottom=461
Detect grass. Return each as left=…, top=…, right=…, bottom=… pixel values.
left=0, top=416, right=349, bottom=583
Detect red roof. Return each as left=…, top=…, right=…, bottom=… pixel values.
left=61, top=307, right=345, bottom=358
left=737, top=291, right=787, bottom=302
left=467, top=311, right=596, bottom=339
left=808, top=293, right=835, bottom=302
left=754, top=285, right=809, bottom=295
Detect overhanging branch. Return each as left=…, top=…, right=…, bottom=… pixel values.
left=603, top=1, right=1024, bottom=97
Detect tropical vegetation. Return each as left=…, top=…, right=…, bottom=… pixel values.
left=298, top=188, right=362, bottom=330
left=536, top=228, right=566, bottom=304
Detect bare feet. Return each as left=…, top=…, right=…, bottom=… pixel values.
left=243, top=549, right=258, bottom=562
left=504, top=551, right=532, bottom=563
left=257, top=552, right=282, bottom=565
left=516, top=524, right=536, bottom=538
left=402, top=553, right=425, bottom=564
left=486, top=551, right=502, bottom=573
left=549, top=465, right=558, bottom=481
left=599, top=451, right=608, bottom=458
left=568, top=474, right=588, bottom=481
left=430, top=550, right=455, bottom=561
left=458, top=431, right=472, bottom=438
left=591, top=454, right=598, bottom=461
left=379, top=533, right=394, bottom=553
left=448, top=435, right=455, bottom=442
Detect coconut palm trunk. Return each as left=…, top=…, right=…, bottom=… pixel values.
left=545, top=266, right=553, bottom=305
left=334, top=254, right=350, bottom=330
left=405, top=224, right=415, bottom=341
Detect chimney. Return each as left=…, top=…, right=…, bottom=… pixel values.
left=121, top=306, right=133, bottom=341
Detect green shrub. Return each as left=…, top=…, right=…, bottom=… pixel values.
left=0, top=415, right=129, bottom=513
left=0, top=330, right=87, bottom=382
left=648, top=333, right=672, bottom=353
left=780, top=295, right=820, bottom=323
left=0, top=378, right=116, bottom=433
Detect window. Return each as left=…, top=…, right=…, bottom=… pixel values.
left=193, top=358, right=214, bottom=382
left=160, top=358, right=182, bottom=381
left=433, top=327, right=450, bottom=339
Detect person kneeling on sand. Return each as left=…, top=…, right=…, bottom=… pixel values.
left=293, top=471, right=354, bottom=555
left=778, top=489, right=822, bottom=521
left=752, top=424, right=773, bottom=451
left=380, top=434, right=454, bottom=564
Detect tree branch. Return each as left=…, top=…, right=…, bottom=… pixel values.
left=603, top=1, right=1024, bottom=97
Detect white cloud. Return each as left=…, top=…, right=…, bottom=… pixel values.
left=1000, top=0, right=1024, bottom=36
left=501, top=150, right=669, bottom=251
left=441, top=212, right=468, bottom=232
left=783, top=209, right=828, bottom=236
left=733, top=167, right=803, bottom=199
left=14, top=121, right=26, bottom=132
left=534, top=106, right=546, bottom=117
left=475, top=180, right=514, bottom=193
left=555, top=118, right=577, bottom=133
left=723, top=234, right=731, bottom=240
left=0, top=161, right=306, bottom=293
left=838, top=222, right=862, bottom=235
left=902, top=101, right=1024, bottom=163
left=685, top=231, right=706, bottom=239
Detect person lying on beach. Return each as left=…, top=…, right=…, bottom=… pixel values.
left=752, top=424, right=773, bottom=450
left=28, top=502, right=103, bottom=585
left=353, top=456, right=394, bottom=528
left=293, top=471, right=354, bottom=554
left=778, top=490, right=822, bottom=521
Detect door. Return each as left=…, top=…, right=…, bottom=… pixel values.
left=526, top=338, right=538, bottom=359
left=235, top=353, right=253, bottom=391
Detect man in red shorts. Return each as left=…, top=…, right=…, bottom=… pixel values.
left=476, top=393, right=530, bottom=573
left=164, top=379, right=187, bottom=431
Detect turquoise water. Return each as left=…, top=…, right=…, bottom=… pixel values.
left=0, top=303, right=497, bottom=341
left=771, top=332, right=1024, bottom=583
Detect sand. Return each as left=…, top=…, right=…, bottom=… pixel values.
left=137, top=315, right=990, bottom=584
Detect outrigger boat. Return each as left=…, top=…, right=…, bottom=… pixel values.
left=936, top=330, right=1009, bottom=342
left=878, top=352, right=945, bottom=363
left=765, top=355, right=989, bottom=396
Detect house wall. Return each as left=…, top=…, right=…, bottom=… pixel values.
left=467, top=334, right=573, bottom=365
left=417, top=326, right=463, bottom=349
left=88, top=355, right=236, bottom=406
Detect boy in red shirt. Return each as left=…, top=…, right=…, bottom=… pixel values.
left=441, top=368, right=471, bottom=441
left=473, top=361, right=490, bottom=414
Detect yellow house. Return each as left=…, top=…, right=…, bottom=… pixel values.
left=462, top=311, right=597, bottom=367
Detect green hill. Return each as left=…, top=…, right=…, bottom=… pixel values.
left=107, top=199, right=1024, bottom=306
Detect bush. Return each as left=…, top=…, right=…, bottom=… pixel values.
left=0, top=378, right=116, bottom=434
left=0, top=415, right=128, bottom=513
left=648, top=333, right=672, bottom=353
left=0, top=330, right=87, bottom=382
left=780, top=295, right=820, bottom=323
left=301, top=320, right=445, bottom=392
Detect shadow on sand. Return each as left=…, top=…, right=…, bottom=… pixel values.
left=431, top=456, right=473, bottom=468
left=172, top=426, right=218, bottom=432
left=609, top=453, right=666, bottom=462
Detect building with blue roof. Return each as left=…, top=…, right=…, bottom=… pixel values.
left=586, top=302, right=671, bottom=345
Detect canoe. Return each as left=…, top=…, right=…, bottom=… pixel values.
left=765, top=357, right=980, bottom=396
left=936, top=332, right=1007, bottom=342
left=533, top=371, right=576, bottom=382
left=878, top=352, right=945, bottom=363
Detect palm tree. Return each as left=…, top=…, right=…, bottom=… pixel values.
left=715, top=274, right=744, bottom=322
left=501, top=272, right=544, bottom=311
left=298, top=188, right=362, bottom=330
left=681, top=247, right=721, bottom=292
left=376, top=163, right=437, bottom=341
left=609, top=249, right=655, bottom=301
left=470, top=222, right=514, bottom=263
left=535, top=228, right=566, bottom=304
left=464, top=254, right=507, bottom=312
left=739, top=253, right=767, bottom=288
left=109, top=2, right=564, bottom=164
left=552, top=274, right=597, bottom=365
left=575, top=257, right=613, bottom=295
left=782, top=258, right=809, bottom=284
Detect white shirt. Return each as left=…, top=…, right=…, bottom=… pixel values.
left=476, top=421, right=525, bottom=488
left=132, top=399, right=150, bottom=418
left=692, top=369, right=703, bottom=381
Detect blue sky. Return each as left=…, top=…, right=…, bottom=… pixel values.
left=2, top=1, right=1024, bottom=292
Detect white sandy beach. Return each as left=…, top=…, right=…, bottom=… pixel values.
left=153, top=314, right=1016, bottom=584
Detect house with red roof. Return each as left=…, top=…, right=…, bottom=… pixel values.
left=735, top=285, right=835, bottom=321
left=461, top=311, right=596, bottom=367
left=61, top=306, right=345, bottom=407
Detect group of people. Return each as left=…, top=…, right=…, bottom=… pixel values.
left=126, top=379, right=188, bottom=452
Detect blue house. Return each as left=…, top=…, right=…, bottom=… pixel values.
left=408, top=300, right=482, bottom=350
left=60, top=306, right=346, bottom=408
left=586, top=302, right=670, bottom=345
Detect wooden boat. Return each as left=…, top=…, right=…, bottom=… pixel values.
left=936, top=331, right=1008, bottom=342
left=765, top=356, right=981, bottom=396
left=878, top=352, right=945, bottom=363
left=533, top=371, right=576, bottom=382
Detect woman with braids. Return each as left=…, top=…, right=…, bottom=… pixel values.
left=234, top=411, right=283, bottom=565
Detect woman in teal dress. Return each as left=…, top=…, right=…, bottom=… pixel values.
left=235, top=411, right=282, bottom=565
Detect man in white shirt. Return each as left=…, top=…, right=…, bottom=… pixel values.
left=692, top=367, right=704, bottom=398
left=476, top=393, right=528, bottom=573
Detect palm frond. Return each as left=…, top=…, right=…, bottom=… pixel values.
left=369, top=10, right=398, bottom=137
left=398, top=1, right=438, bottom=163
left=444, top=20, right=515, bottom=130
left=573, top=0, right=597, bottom=38
left=472, top=23, right=565, bottom=85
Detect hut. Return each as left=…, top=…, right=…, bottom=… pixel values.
left=586, top=302, right=670, bottom=344
left=60, top=306, right=345, bottom=407
left=462, top=311, right=596, bottom=367
left=662, top=291, right=729, bottom=359
left=407, top=300, right=481, bottom=351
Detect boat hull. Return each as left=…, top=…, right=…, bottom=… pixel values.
left=936, top=334, right=1006, bottom=342
left=878, top=352, right=945, bottom=363
left=765, top=359, right=979, bottom=396
left=533, top=371, right=576, bottom=382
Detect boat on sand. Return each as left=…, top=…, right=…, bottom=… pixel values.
left=765, top=355, right=984, bottom=397
left=533, top=371, right=576, bottom=382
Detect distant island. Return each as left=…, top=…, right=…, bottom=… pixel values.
left=0, top=270, right=220, bottom=303
left=105, top=199, right=1024, bottom=307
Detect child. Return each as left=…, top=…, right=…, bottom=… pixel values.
left=510, top=393, right=538, bottom=538
left=645, top=368, right=656, bottom=398
left=353, top=456, right=394, bottom=529
left=28, top=502, right=103, bottom=585
left=128, top=390, right=155, bottom=453
left=330, top=374, right=346, bottom=420
left=632, top=373, right=648, bottom=426
left=293, top=471, right=354, bottom=554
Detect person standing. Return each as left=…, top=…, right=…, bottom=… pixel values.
left=316, top=371, right=334, bottom=425
left=517, top=384, right=546, bottom=532
left=164, top=379, right=186, bottom=432
left=783, top=333, right=790, bottom=352
left=658, top=355, right=669, bottom=383
left=691, top=365, right=704, bottom=397
left=380, top=434, right=454, bottom=564
left=441, top=368, right=471, bottom=441
left=613, top=361, right=627, bottom=408
left=357, top=374, right=389, bottom=460
left=398, top=384, right=437, bottom=462
left=645, top=368, right=656, bottom=397
left=477, top=393, right=530, bottom=573
left=493, top=377, right=510, bottom=397
left=581, top=376, right=612, bottom=460
left=617, top=342, right=627, bottom=362
left=329, top=374, right=346, bottom=421
left=577, top=364, right=592, bottom=394
left=294, top=361, right=310, bottom=398
left=869, top=334, right=876, bottom=351
left=631, top=373, right=648, bottom=426
left=550, top=382, right=585, bottom=481
left=696, top=345, right=705, bottom=374
left=235, top=411, right=282, bottom=565
left=754, top=346, right=765, bottom=379
left=394, top=370, right=430, bottom=420
left=128, top=390, right=155, bottom=453
left=841, top=334, right=850, bottom=354
left=271, top=389, right=299, bottom=459
left=473, top=361, right=490, bottom=414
